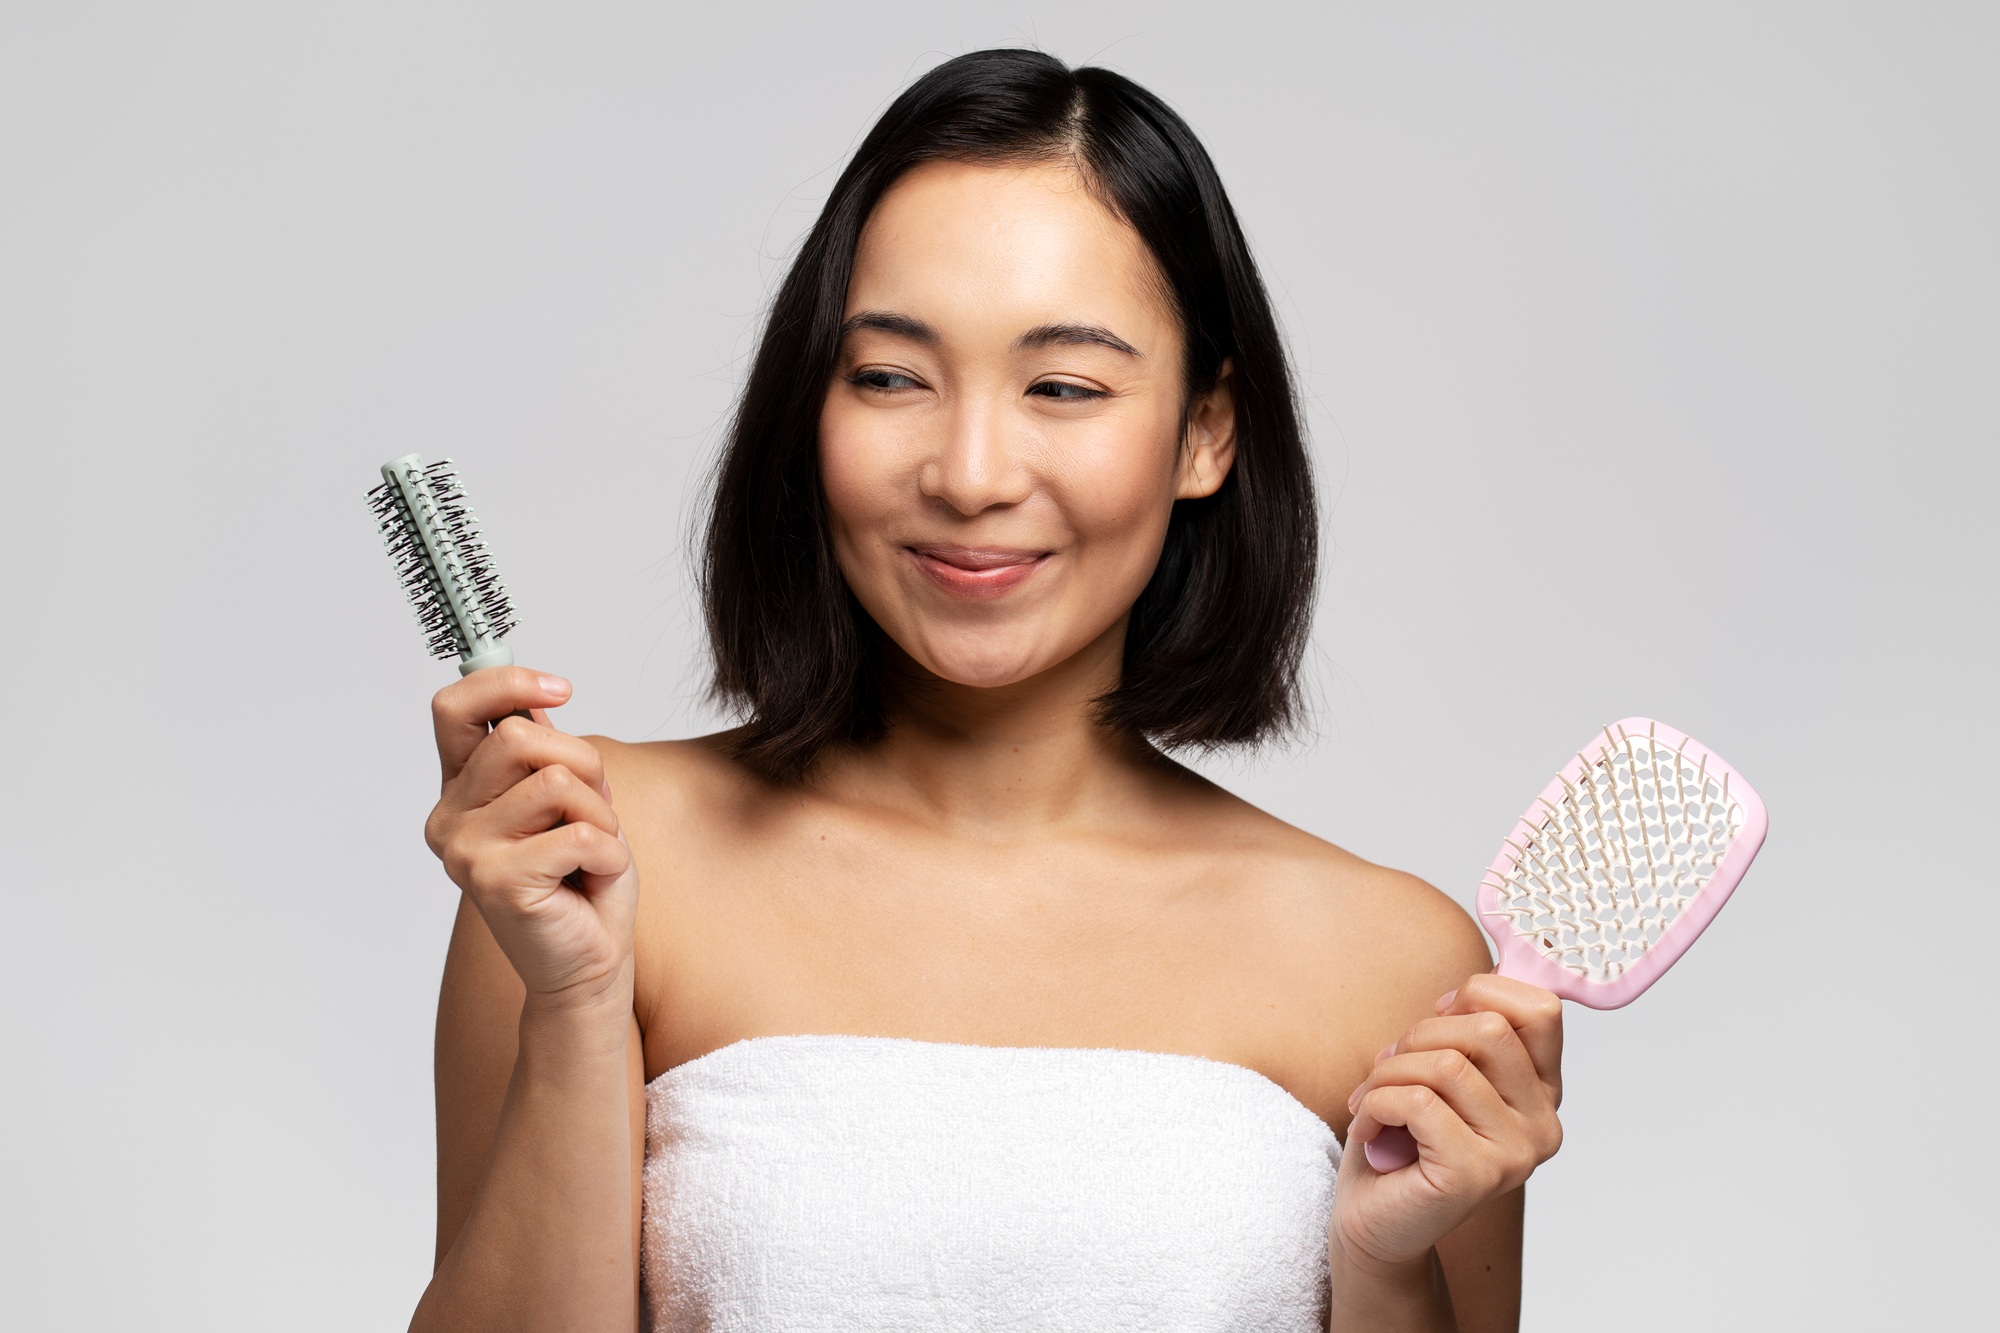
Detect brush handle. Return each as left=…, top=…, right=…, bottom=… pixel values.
left=461, top=644, right=515, bottom=674
left=1361, top=1124, right=1421, bottom=1173
left=463, top=652, right=584, bottom=890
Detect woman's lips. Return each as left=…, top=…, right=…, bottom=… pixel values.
left=906, top=544, right=1050, bottom=598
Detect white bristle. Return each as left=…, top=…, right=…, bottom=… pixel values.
left=1483, top=722, right=1746, bottom=984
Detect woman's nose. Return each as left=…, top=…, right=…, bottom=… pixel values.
left=918, top=395, right=1033, bottom=515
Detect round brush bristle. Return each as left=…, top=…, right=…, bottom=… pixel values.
left=367, top=456, right=519, bottom=662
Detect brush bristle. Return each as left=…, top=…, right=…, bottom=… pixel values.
left=1484, top=724, right=1746, bottom=984
left=366, top=457, right=519, bottom=660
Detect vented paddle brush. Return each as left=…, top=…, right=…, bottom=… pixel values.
left=1366, top=718, right=1768, bottom=1171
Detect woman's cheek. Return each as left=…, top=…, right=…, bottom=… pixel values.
left=1053, top=438, right=1178, bottom=601
left=818, top=403, right=878, bottom=521
left=818, top=407, right=906, bottom=585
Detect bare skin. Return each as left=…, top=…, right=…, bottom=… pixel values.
left=411, top=160, right=1562, bottom=1333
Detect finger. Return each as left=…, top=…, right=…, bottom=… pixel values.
left=1346, top=1048, right=1512, bottom=1139
left=1439, top=974, right=1564, bottom=1106
left=473, top=761, right=621, bottom=844
left=449, top=715, right=609, bottom=811
left=431, top=666, right=572, bottom=782
left=1349, top=1082, right=1481, bottom=1164
left=490, top=822, right=632, bottom=900
left=1381, top=1013, right=1546, bottom=1114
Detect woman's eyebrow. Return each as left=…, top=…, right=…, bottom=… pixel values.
left=1012, top=323, right=1141, bottom=357
left=838, top=312, right=1141, bottom=359
left=839, top=310, right=939, bottom=344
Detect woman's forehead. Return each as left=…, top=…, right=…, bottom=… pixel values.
left=846, top=158, right=1177, bottom=352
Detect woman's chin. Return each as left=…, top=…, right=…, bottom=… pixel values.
left=906, top=635, right=1064, bottom=692
left=921, top=656, right=1046, bottom=691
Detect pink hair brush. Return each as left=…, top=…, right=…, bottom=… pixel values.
left=1364, top=717, right=1768, bottom=1172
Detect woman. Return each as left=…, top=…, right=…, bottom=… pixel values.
left=409, top=49, right=1563, bottom=1333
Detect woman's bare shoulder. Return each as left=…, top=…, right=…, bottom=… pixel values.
left=578, top=728, right=771, bottom=835
left=1143, top=770, right=1490, bottom=1122
left=1163, top=769, right=1494, bottom=1032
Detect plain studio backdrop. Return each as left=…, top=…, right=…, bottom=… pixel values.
left=2, top=3, right=1992, bottom=1328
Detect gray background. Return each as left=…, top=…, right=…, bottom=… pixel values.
left=3, top=2, right=1992, bottom=1327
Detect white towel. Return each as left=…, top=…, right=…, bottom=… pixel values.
left=641, top=1033, right=1340, bottom=1331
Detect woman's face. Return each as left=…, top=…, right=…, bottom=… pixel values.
left=819, top=158, right=1235, bottom=694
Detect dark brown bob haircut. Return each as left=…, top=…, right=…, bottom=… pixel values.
left=701, top=48, right=1317, bottom=782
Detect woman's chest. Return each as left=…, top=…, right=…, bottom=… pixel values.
left=623, top=797, right=1372, bottom=1132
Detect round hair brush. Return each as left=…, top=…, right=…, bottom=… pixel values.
left=367, top=452, right=580, bottom=885
left=366, top=453, right=523, bottom=678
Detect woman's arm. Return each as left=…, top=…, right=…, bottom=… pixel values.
left=1326, top=1235, right=1458, bottom=1331
left=1434, top=1185, right=1523, bottom=1332
left=403, top=670, right=647, bottom=1332
left=410, top=894, right=646, bottom=1332
left=1324, top=1185, right=1522, bottom=1331
left=1327, top=973, right=1562, bottom=1333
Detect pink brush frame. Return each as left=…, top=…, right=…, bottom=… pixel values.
left=1478, top=716, right=1768, bottom=1010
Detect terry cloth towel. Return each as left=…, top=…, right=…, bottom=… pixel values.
left=640, top=1032, right=1341, bottom=1332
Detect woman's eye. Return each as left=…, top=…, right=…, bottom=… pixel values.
left=1028, top=380, right=1105, bottom=402
left=849, top=369, right=920, bottom=392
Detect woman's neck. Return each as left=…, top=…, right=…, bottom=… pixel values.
left=818, top=619, right=1170, bottom=834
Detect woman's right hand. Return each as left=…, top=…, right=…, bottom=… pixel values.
left=423, top=665, right=639, bottom=1011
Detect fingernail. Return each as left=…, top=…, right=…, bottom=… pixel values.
left=1377, top=1043, right=1395, bottom=1063
left=600, top=780, right=614, bottom=802
left=1347, top=1088, right=1360, bottom=1114
left=537, top=674, right=571, bottom=695
left=1436, top=989, right=1458, bottom=1013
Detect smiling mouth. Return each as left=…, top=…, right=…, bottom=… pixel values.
left=905, top=544, right=1051, bottom=598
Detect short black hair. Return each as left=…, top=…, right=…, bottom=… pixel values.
left=700, top=48, right=1317, bottom=782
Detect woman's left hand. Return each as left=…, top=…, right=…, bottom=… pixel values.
left=1333, top=974, right=1566, bottom=1273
